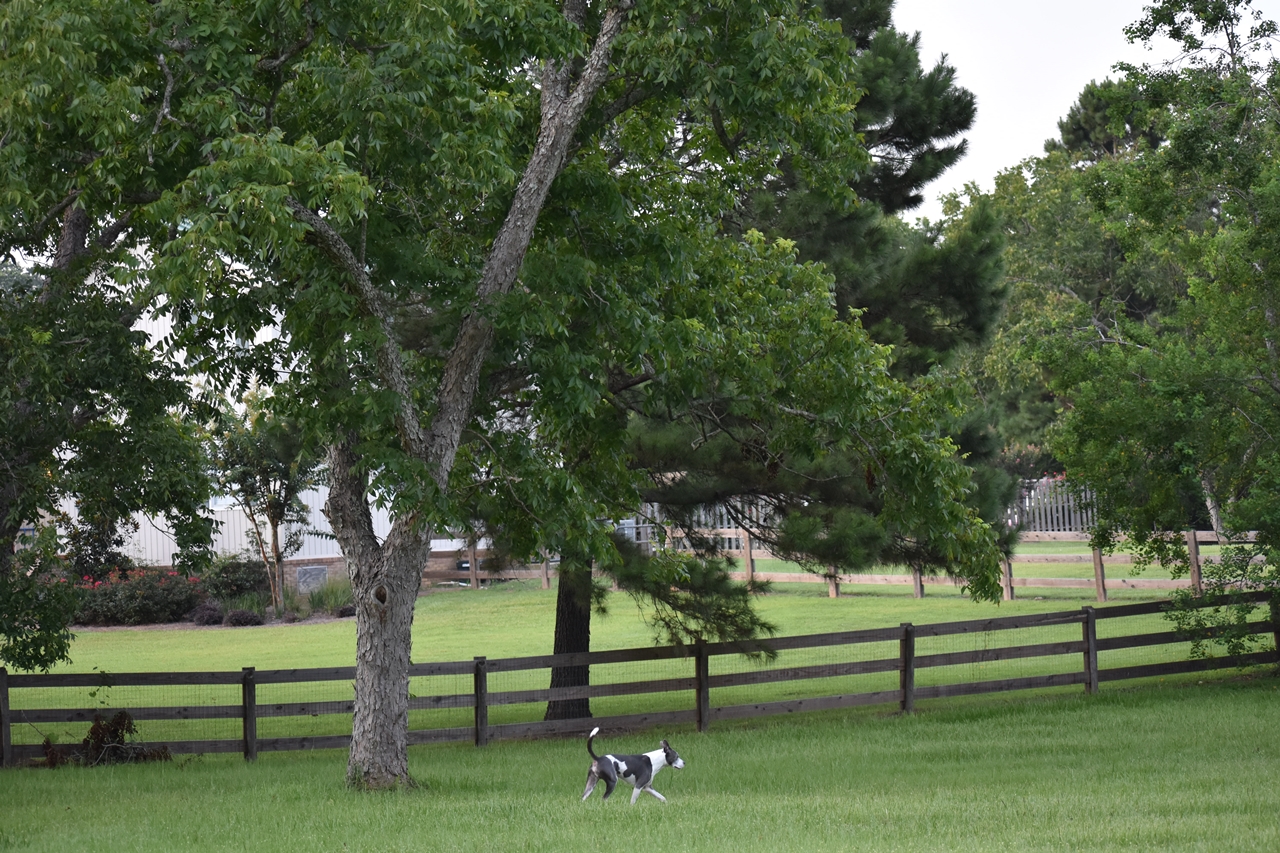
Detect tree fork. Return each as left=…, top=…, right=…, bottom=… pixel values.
left=306, top=0, right=635, bottom=789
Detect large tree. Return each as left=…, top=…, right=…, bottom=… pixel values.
left=982, top=1, right=1280, bottom=634
left=2, top=0, right=1001, bottom=788
left=744, top=3, right=1016, bottom=549
left=527, top=0, right=1010, bottom=720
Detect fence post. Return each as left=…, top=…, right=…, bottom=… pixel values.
left=1091, top=548, right=1107, bottom=603
left=1, top=667, right=12, bottom=768
left=1002, top=557, right=1015, bottom=601
left=473, top=657, right=489, bottom=747
left=694, top=642, right=711, bottom=733
left=900, top=623, right=915, bottom=714
left=241, top=667, right=257, bottom=762
left=1185, top=531, right=1202, bottom=595
left=1082, top=607, right=1098, bottom=695
left=1269, top=593, right=1279, bottom=660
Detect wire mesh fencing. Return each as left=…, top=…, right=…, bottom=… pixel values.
left=3, top=594, right=1276, bottom=766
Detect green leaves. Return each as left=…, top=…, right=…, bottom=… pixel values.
left=977, top=2, right=1280, bottom=630
left=0, top=528, right=79, bottom=672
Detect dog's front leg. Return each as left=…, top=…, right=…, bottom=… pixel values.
left=644, top=786, right=667, bottom=803
left=630, top=785, right=643, bottom=805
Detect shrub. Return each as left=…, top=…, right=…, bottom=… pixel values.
left=220, top=591, right=268, bottom=617
left=77, top=569, right=204, bottom=626
left=335, top=604, right=356, bottom=618
left=281, top=585, right=307, bottom=617
left=201, top=555, right=271, bottom=600
left=187, top=602, right=223, bottom=626
left=308, top=578, right=354, bottom=614
left=224, top=609, right=263, bottom=627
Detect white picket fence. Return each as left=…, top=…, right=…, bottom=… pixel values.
left=1008, top=477, right=1094, bottom=533
left=106, top=477, right=1094, bottom=570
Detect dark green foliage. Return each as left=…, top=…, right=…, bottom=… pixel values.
left=1045, top=78, right=1163, bottom=159
left=0, top=528, right=79, bottom=671
left=0, top=267, right=215, bottom=575
left=63, top=508, right=138, bottom=584
left=224, top=609, right=264, bottom=627
left=980, top=0, right=1280, bottom=650
left=200, top=555, right=271, bottom=601
left=187, top=601, right=224, bottom=626
left=77, top=569, right=205, bottom=627
left=847, top=31, right=975, bottom=214
left=611, top=538, right=776, bottom=655
left=0, top=256, right=213, bottom=664
left=736, top=2, right=1013, bottom=562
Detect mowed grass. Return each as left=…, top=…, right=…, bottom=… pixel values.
left=2, top=674, right=1278, bottom=852
left=10, top=582, right=1209, bottom=745
left=48, top=575, right=1175, bottom=675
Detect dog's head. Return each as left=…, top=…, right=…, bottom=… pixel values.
left=660, top=739, right=684, bottom=769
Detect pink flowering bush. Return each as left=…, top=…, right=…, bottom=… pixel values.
left=76, top=568, right=205, bottom=626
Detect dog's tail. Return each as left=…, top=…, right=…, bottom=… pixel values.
left=586, top=726, right=601, bottom=759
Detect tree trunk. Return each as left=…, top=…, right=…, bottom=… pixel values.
left=299, top=3, right=635, bottom=788
left=324, top=440, right=431, bottom=789
left=544, top=561, right=593, bottom=721
left=270, top=522, right=286, bottom=611
left=346, top=541, right=425, bottom=788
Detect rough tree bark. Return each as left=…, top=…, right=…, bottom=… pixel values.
left=301, top=1, right=636, bottom=788
left=323, top=440, right=432, bottom=788
left=544, top=561, right=594, bottom=721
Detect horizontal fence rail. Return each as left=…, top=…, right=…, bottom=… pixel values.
left=2, top=593, right=1276, bottom=767
left=439, top=530, right=1244, bottom=602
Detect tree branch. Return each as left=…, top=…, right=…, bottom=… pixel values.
left=286, top=198, right=428, bottom=460
left=257, top=16, right=316, bottom=74
left=421, top=0, right=635, bottom=489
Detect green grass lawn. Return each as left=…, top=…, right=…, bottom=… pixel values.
left=3, top=673, right=1278, bottom=852
left=10, top=581, right=1232, bottom=747
left=755, top=550, right=1195, bottom=582
left=41, top=579, right=1136, bottom=675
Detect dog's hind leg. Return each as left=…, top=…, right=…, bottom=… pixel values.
left=594, top=758, right=618, bottom=801
left=582, top=767, right=600, bottom=801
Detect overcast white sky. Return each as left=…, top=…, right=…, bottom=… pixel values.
left=891, top=0, right=1280, bottom=222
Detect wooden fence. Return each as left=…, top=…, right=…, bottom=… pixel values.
left=426, top=531, right=1228, bottom=602
left=3, top=593, right=1277, bottom=767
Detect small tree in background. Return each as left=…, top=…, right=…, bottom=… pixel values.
left=210, top=391, right=321, bottom=612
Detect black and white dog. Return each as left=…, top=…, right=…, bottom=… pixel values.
left=581, top=727, right=685, bottom=804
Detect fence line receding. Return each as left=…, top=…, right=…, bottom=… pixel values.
left=2, top=593, right=1276, bottom=767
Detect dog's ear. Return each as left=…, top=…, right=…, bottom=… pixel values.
left=661, top=739, right=669, bottom=748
